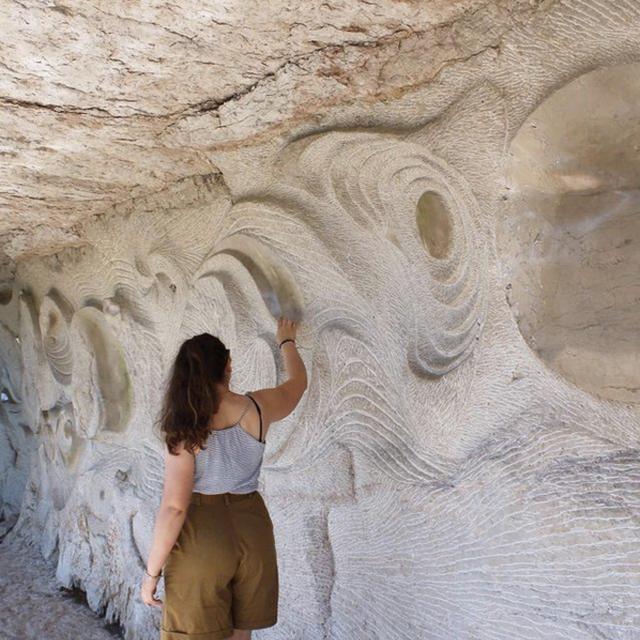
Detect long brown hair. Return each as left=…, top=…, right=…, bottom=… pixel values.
left=157, top=333, right=230, bottom=456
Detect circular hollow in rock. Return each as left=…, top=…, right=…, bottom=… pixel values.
left=70, top=307, right=132, bottom=435
left=0, top=284, right=12, bottom=305
left=416, top=191, right=453, bottom=260
left=499, top=63, right=640, bottom=403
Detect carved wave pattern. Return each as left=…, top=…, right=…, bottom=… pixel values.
left=39, top=290, right=74, bottom=386
left=275, top=131, right=488, bottom=377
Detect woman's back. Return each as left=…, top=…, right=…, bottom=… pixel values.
left=147, top=318, right=306, bottom=637
left=193, top=392, right=266, bottom=494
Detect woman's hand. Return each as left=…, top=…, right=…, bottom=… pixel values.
left=276, top=316, right=298, bottom=344
left=140, top=572, right=163, bottom=609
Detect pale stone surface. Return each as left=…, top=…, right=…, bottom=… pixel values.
left=500, top=63, right=640, bottom=403
left=0, top=0, right=545, bottom=275
left=0, top=1, right=640, bottom=640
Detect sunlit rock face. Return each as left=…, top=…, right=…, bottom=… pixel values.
left=0, top=2, right=640, bottom=640
left=0, top=0, right=542, bottom=276
left=500, top=63, right=640, bottom=404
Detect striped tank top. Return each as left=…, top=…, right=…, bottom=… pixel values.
left=193, top=392, right=266, bottom=494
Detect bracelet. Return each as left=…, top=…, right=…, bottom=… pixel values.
left=278, top=339, right=295, bottom=349
left=145, top=568, right=162, bottom=579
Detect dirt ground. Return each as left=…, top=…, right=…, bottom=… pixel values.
left=0, top=535, right=123, bottom=640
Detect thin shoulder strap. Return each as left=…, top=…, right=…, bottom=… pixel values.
left=245, top=392, right=264, bottom=443
left=236, top=397, right=253, bottom=423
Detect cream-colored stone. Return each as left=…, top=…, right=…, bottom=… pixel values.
left=0, top=0, right=544, bottom=275
left=501, top=63, right=640, bottom=403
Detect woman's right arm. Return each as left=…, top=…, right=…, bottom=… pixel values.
left=252, top=317, right=307, bottom=426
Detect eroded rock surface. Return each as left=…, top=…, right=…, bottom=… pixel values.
left=0, top=0, right=547, bottom=275
left=500, top=63, right=640, bottom=403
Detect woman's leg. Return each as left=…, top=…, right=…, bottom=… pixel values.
left=229, top=629, right=251, bottom=639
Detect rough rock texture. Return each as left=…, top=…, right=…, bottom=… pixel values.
left=0, top=0, right=540, bottom=275
left=1, top=1, right=640, bottom=640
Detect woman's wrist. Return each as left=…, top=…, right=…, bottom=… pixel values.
left=278, top=338, right=296, bottom=349
left=145, top=567, right=162, bottom=579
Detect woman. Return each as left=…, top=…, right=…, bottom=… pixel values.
left=141, top=316, right=307, bottom=640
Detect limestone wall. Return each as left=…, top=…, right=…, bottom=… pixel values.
left=0, top=1, right=639, bottom=638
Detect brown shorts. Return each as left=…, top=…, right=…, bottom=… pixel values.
left=160, top=490, right=279, bottom=639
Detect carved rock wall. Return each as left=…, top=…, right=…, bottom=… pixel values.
left=0, top=1, right=639, bottom=639
left=500, top=63, right=640, bottom=404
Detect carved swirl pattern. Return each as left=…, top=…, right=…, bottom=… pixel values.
left=39, top=290, right=74, bottom=386
left=274, top=131, right=488, bottom=376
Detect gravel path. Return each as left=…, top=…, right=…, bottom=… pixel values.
left=0, top=535, right=123, bottom=640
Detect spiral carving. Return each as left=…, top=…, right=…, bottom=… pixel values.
left=275, top=131, right=488, bottom=375
left=39, top=289, right=74, bottom=386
